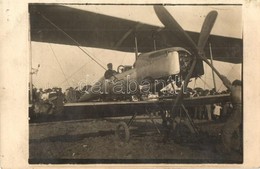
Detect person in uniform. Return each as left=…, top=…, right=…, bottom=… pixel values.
left=104, top=63, right=117, bottom=79
left=218, top=75, right=242, bottom=153
left=204, top=89, right=212, bottom=121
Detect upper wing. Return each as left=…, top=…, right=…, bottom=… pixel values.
left=29, top=4, right=242, bottom=63
left=186, top=31, right=242, bottom=63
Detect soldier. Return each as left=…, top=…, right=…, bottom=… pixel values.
left=218, top=75, right=242, bottom=153
left=104, top=63, right=117, bottom=79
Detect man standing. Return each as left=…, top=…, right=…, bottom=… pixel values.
left=104, top=63, right=117, bottom=79
left=219, top=75, right=242, bottom=153
left=204, top=89, right=212, bottom=121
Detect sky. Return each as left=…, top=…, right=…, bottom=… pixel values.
left=30, top=4, right=242, bottom=92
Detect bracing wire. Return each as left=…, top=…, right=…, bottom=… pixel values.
left=217, top=64, right=236, bottom=92
left=120, top=53, right=127, bottom=66
left=193, top=77, right=197, bottom=88
left=49, top=43, right=71, bottom=87
left=204, top=63, right=207, bottom=89
left=198, top=76, right=212, bottom=89
left=204, top=58, right=236, bottom=92
left=38, top=12, right=107, bottom=71
left=59, top=61, right=90, bottom=86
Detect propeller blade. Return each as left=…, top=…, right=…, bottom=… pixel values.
left=154, top=5, right=224, bottom=84
left=198, top=11, right=218, bottom=51
left=153, top=5, right=197, bottom=52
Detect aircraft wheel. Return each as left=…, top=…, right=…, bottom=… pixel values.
left=115, top=122, right=130, bottom=142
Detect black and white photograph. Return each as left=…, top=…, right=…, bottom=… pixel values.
left=4, top=1, right=260, bottom=168
left=27, top=4, right=244, bottom=164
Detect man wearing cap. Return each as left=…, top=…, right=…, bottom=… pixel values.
left=104, top=63, right=117, bottom=79
left=218, top=75, right=242, bottom=154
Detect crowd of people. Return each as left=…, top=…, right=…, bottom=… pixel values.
left=30, top=85, right=92, bottom=104
left=29, top=85, right=91, bottom=115
left=29, top=83, right=232, bottom=121
left=30, top=87, right=64, bottom=115
left=185, top=87, right=232, bottom=122
left=157, top=81, right=233, bottom=122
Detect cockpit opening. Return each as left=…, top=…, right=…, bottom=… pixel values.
left=117, top=65, right=133, bottom=73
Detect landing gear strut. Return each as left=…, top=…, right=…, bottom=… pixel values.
left=115, top=107, right=162, bottom=142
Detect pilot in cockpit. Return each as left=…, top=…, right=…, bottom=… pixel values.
left=104, top=63, right=117, bottom=79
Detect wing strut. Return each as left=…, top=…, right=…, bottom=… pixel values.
left=134, top=34, right=139, bottom=60
left=209, top=43, right=217, bottom=90
left=29, top=13, right=33, bottom=103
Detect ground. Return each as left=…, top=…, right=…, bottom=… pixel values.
left=29, top=117, right=242, bottom=164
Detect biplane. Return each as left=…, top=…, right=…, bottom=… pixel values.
left=29, top=4, right=242, bottom=142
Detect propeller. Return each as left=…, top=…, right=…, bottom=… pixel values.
left=153, top=5, right=232, bottom=116
left=154, top=5, right=227, bottom=83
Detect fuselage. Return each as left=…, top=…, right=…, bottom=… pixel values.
left=78, top=47, right=203, bottom=102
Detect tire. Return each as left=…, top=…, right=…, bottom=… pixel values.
left=115, top=122, right=130, bottom=142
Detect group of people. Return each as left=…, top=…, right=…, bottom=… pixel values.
left=30, top=85, right=93, bottom=105
left=30, top=87, right=63, bottom=103
left=30, top=87, right=64, bottom=115
left=188, top=88, right=232, bottom=121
